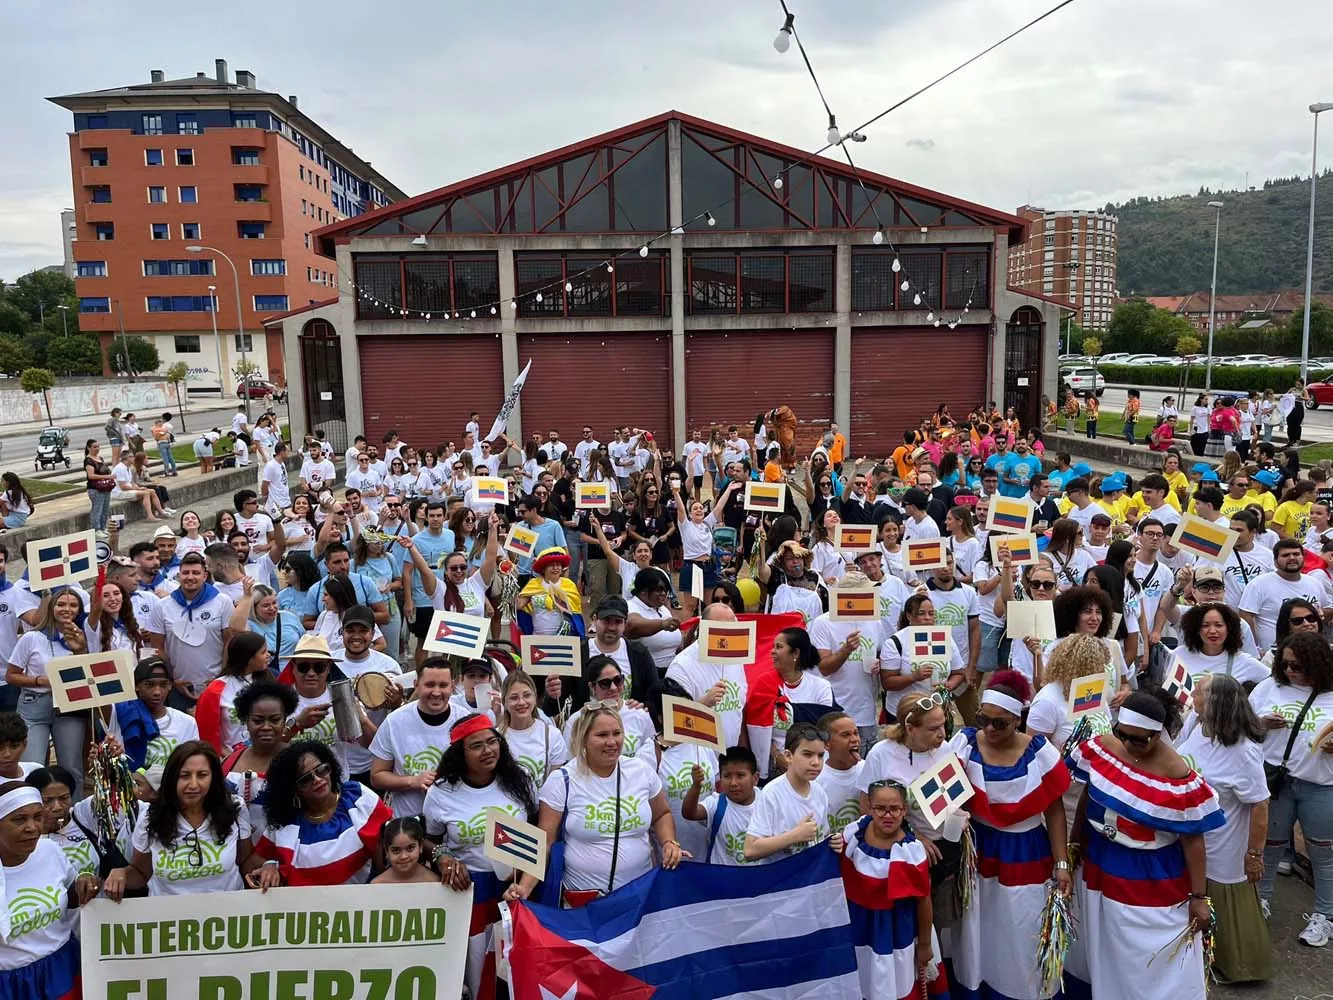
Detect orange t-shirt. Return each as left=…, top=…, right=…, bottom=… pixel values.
left=829, top=433, right=847, bottom=465
left=763, top=461, right=784, bottom=483
left=891, top=446, right=913, bottom=480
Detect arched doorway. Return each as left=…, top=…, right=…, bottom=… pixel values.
left=1004, top=307, right=1043, bottom=432
left=300, top=319, right=347, bottom=453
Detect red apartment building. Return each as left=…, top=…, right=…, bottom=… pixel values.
left=1007, top=206, right=1118, bottom=330
left=50, top=60, right=406, bottom=388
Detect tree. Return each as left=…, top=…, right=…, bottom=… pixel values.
left=0, top=337, right=32, bottom=376
left=1083, top=337, right=1102, bottom=380
left=22, top=330, right=50, bottom=368
left=45, top=334, right=103, bottom=376
left=0, top=302, right=29, bottom=338
left=107, top=336, right=159, bottom=377
left=1176, top=334, right=1203, bottom=396
left=1284, top=300, right=1333, bottom=357
left=19, top=368, right=56, bottom=426
left=233, top=359, right=261, bottom=383
left=164, top=361, right=190, bottom=432
left=6, top=270, right=76, bottom=325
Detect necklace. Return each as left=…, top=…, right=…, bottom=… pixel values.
left=306, top=798, right=338, bottom=824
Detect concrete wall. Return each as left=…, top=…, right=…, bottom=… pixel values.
left=2, top=379, right=177, bottom=424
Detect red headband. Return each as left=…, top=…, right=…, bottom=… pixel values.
left=450, top=714, right=495, bottom=745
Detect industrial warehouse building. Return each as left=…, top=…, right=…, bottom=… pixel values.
left=266, top=111, right=1065, bottom=456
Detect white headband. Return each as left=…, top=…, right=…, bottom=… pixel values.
left=0, top=787, right=41, bottom=820
left=1116, top=708, right=1164, bottom=733
left=980, top=690, right=1025, bottom=716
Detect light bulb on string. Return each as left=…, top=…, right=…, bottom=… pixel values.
left=773, top=177, right=783, bottom=190
left=706, top=212, right=716, bottom=227
left=826, top=113, right=840, bottom=146
left=671, top=226, right=684, bottom=236
left=891, top=258, right=902, bottom=273
left=639, top=245, right=649, bottom=258
left=490, top=306, right=497, bottom=315
left=934, top=320, right=941, bottom=328
left=872, top=226, right=885, bottom=245
left=510, top=300, right=518, bottom=311
left=565, top=282, right=573, bottom=292
left=949, top=322, right=957, bottom=329
left=535, top=292, right=543, bottom=303
left=773, top=13, right=794, bottom=53
left=425, top=313, right=431, bottom=321
left=927, top=311, right=934, bottom=322
left=606, top=263, right=615, bottom=273
left=913, top=294, right=922, bottom=306
left=900, top=280, right=910, bottom=292
left=470, top=310, right=476, bottom=319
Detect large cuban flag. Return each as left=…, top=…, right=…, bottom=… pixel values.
left=502, top=848, right=860, bottom=999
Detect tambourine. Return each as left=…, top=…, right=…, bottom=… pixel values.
left=353, top=672, right=393, bottom=710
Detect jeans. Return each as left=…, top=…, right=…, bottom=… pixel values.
left=18, top=689, right=87, bottom=796
left=2, top=511, right=28, bottom=529
left=1260, top=776, right=1333, bottom=916
left=562, top=527, right=585, bottom=586
left=976, top=623, right=1010, bottom=672
left=157, top=441, right=177, bottom=474
left=1123, top=420, right=1136, bottom=445
left=1262, top=423, right=1276, bottom=444
left=87, top=488, right=110, bottom=530
left=1085, top=420, right=1097, bottom=439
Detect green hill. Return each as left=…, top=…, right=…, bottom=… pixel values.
left=1110, top=173, right=1333, bottom=296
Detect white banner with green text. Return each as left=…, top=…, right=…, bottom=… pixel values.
left=79, top=883, right=470, bottom=1000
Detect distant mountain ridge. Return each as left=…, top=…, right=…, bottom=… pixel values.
left=1110, top=173, right=1333, bottom=296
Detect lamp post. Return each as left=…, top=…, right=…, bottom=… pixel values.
left=1301, top=103, right=1333, bottom=383
left=206, top=284, right=224, bottom=399
left=1205, top=200, right=1224, bottom=391
left=55, top=304, right=69, bottom=338
left=187, top=245, right=249, bottom=423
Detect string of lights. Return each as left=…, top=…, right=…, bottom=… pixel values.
left=333, top=0, right=1077, bottom=327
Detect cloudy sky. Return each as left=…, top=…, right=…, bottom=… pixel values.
left=3, top=0, right=1330, bottom=281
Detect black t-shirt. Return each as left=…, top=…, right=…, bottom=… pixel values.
left=579, top=509, right=628, bottom=562
left=551, top=477, right=576, bottom=525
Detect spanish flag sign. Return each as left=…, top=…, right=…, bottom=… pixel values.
left=834, top=524, right=876, bottom=553
left=829, top=587, right=878, bottom=621
left=698, top=619, right=757, bottom=664
left=575, top=481, right=612, bottom=511
left=743, top=482, right=786, bottom=513
left=904, top=538, right=947, bottom=571
left=988, top=532, right=1038, bottom=568
left=985, top=496, right=1034, bottom=535
left=1170, top=512, right=1238, bottom=564
left=662, top=694, right=724, bottom=751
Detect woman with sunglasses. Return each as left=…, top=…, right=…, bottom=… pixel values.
left=1064, top=689, right=1224, bottom=997
left=353, top=531, right=403, bottom=656
left=1250, top=631, right=1333, bottom=945
left=105, top=741, right=273, bottom=901
left=810, top=508, right=850, bottom=584
left=995, top=557, right=1059, bottom=685
left=222, top=681, right=298, bottom=832
left=383, top=457, right=411, bottom=500
left=954, top=671, right=1073, bottom=1000
left=964, top=456, right=985, bottom=492
left=507, top=705, right=683, bottom=909
left=500, top=671, right=569, bottom=786
left=879, top=595, right=966, bottom=709
left=631, top=481, right=676, bottom=573
left=254, top=741, right=390, bottom=888
left=194, top=631, right=271, bottom=754
left=560, top=656, right=656, bottom=764
left=1174, top=602, right=1269, bottom=688
left=276, top=551, right=320, bottom=617
left=1260, top=597, right=1322, bottom=666
left=425, top=713, right=537, bottom=991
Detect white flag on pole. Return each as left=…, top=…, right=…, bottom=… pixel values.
left=485, top=359, right=531, bottom=443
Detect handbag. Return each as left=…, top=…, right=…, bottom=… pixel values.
left=1264, top=690, right=1318, bottom=797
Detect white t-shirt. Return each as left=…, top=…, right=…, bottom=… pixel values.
left=875, top=574, right=916, bottom=634
left=8, top=630, right=82, bottom=681
left=368, top=705, right=457, bottom=817
left=747, top=775, right=830, bottom=861
left=1128, top=557, right=1172, bottom=628
left=236, top=512, right=274, bottom=551
left=925, top=584, right=980, bottom=662
left=722, top=438, right=750, bottom=467
left=861, top=734, right=969, bottom=841
left=683, top=441, right=708, bottom=478
left=664, top=644, right=748, bottom=750
left=232, top=413, right=248, bottom=435
left=811, top=541, right=849, bottom=583
left=539, top=758, right=663, bottom=891
left=504, top=719, right=570, bottom=787
left=1026, top=679, right=1112, bottom=750
left=658, top=741, right=717, bottom=863
left=626, top=596, right=681, bottom=673
left=561, top=706, right=657, bottom=764
left=903, top=515, right=941, bottom=542
left=335, top=649, right=402, bottom=773
left=1239, top=571, right=1326, bottom=649
left=1047, top=548, right=1096, bottom=592
left=949, top=536, right=983, bottom=581
left=699, top=793, right=759, bottom=866
left=814, top=760, right=866, bottom=835
left=573, top=440, right=600, bottom=478
left=143, top=590, right=235, bottom=692
left=678, top=515, right=716, bottom=561
left=1214, top=546, right=1276, bottom=608
left=0, top=839, right=77, bottom=970
left=426, top=571, right=487, bottom=618
left=262, top=459, right=291, bottom=512
left=1176, top=727, right=1268, bottom=884
left=808, top=613, right=882, bottom=726
left=1249, top=678, right=1333, bottom=785
left=424, top=778, right=530, bottom=876
left=1173, top=647, right=1270, bottom=687
left=107, top=706, right=199, bottom=769
left=345, top=469, right=383, bottom=507
left=879, top=625, right=964, bottom=702
left=130, top=797, right=251, bottom=896
left=0, top=584, right=38, bottom=664
left=300, top=458, right=336, bottom=492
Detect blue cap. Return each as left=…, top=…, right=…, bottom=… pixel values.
left=1199, top=470, right=1220, bottom=483
left=1190, top=462, right=1213, bottom=475
left=1070, top=463, right=1094, bottom=478
left=1101, top=472, right=1128, bottom=493
left=1254, top=469, right=1282, bottom=489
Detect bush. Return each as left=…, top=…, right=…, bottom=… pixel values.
left=1093, top=363, right=1308, bottom=394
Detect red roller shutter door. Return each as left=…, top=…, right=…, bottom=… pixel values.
left=359, top=334, right=504, bottom=450
left=516, top=332, right=672, bottom=443
left=850, top=325, right=989, bottom=455
left=686, top=330, right=833, bottom=454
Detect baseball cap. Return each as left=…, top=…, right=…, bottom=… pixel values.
left=903, top=488, right=930, bottom=509
left=1090, top=512, right=1112, bottom=526
left=1193, top=565, right=1225, bottom=585
left=595, top=595, right=629, bottom=620
left=1254, top=469, right=1282, bottom=489
left=1199, top=470, right=1221, bottom=483
left=1190, top=462, right=1213, bottom=476
left=1070, top=463, right=1094, bottom=478
left=152, top=525, right=177, bottom=540
left=342, top=605, right=375, bottom=630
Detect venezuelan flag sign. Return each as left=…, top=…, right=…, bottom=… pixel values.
left=985, top=496, right=1034, bottom=535
left=699, top=620, right=757, bottom=664
left=904, top=538, right=947, bottom=571
left=830, top=587, right=878, bottom=621
left=1171, top=513, right=1238, bottom=563
left=473, top=477, right=509, bottom=506
left=662, top=695, right=723, bottom=751
left=26, top=531, right=96, bottom=590
left=743, top=482, right=786, bottom=513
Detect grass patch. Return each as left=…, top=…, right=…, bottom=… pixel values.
left=1299, top=443, right=1333, bottom=464
left=21, top=478, right=78, bottom=499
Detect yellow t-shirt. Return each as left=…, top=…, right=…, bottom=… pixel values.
left=1164, top=470, right=1190, bottom=498
left=1220, top=493, right=1252, bottom=519
left=1096, top=495, right=1131, bottom=521
left=1244, top=489, right=1277, bottom=517
left=1130, top=489, right=1182, bottom=513
left=1272, top=500, right=1313, bottom=540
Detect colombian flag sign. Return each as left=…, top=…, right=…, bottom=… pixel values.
left=1171, top=513, right=1238, bottom=563
left=744, top=482, right=787, bottom=513
left=988, top=532, right=1038, bottom=567
left=699, top=620, right=757, bottom=664
left=985, top=496, right=1034, bottom=535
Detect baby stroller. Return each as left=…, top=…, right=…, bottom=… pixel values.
left=34, top=426, right=71, bottom=471
left=713, top=526, right=740, bottom=582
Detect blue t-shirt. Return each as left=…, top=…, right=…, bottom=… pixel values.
left=517, top=517, right=566, bottom=575
left=409, top=528, right=456, bottom=607
left=999, top=453, right=1042, bottom=498
left=248, top=610, right=303, bottom=668
left=277, top=587, right=307, bottom=615
left=307, top=571, right=387, bottom=616
left=355, top=555, right=401, bottom=607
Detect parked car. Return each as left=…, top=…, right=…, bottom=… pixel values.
left=1221, top=354, right=1273, bottom=367
left=1100, top=352, right=1132, bottom=363
left=237, top=378, right=287, bottom=402
left=1122, top=354, right=1163, bottom=366
left=1061, top=367, right=1105, bottom=398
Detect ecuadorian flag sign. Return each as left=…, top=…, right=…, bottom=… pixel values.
left=1171, top=513, right=1238, bottom=563
left=473, top=477, right=509, bottom=506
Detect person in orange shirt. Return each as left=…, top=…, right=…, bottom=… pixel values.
left=827, top=423, right=847, bottom=472
left=890, top=431, right=915, bottom=480
left=1122, top=388, right=1141, bottom=446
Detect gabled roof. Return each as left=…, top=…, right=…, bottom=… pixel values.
left=1007, top=285, right=1076, bottom=311
left=313, top=110, right=1027, bottom=254
left=260, top=297, right=338, bottom=326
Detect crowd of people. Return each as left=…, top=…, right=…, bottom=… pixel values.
left=0, top=399, right=1330, bottom=1000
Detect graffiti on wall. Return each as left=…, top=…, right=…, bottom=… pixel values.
left=3, top=381, right=173, bottom=424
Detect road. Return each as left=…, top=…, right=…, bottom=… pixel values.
left=1092, top=383, right=1333, bottom=443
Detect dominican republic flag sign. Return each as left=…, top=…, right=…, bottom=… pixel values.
left=1164, top=658, right=1194, bottom=708
left=910, top=628, right=950, bottom=662
left=422, top=610, right=489, bottom=659
left=26, top=531, right=96, bottom=590
left=47, top=650, right=135, bottom=713
left=520, top=635, right=581, bottom=677
left=908, top=752, right=974, bottom=830
left=485, top=808, right=547, bottom=881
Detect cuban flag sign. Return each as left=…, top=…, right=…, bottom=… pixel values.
left=485, top=808, right=548, bottom=881
left=422, top=610, right=490, bottom=659
left=26, top=530, right=97, bottom=590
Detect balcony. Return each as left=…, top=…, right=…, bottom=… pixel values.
left=234, top=201, right=273, bottom=221
left=79, top=166, right=111, bottom=186
left=230, top=164, right=270, bottom=185
left=84, top=203, right=116, bottom=223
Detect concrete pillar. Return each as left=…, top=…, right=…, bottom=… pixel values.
left=834, top=241, right=852, bottom=448
left=498, top=247, right=521, bottom=460
left=335, top=244, right=364, bottom=437
left=668, top=120, right=687, bottom=453
left=281, top=318, right=307, bottom=443
left=990, top=233, right=1009, bottom=406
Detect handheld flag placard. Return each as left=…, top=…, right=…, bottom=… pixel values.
left=473, top=477, right=509, bottom=506
left=989, top=532, right=1038, bottom=568
left=662, top=694, right=724, bottom=751
left=690, top=567, right=705, bottom=603
left=908, top=752, right=974, bottom=830
left=1006, top=600, right=1057, bottom=641
left=504, top=524, right=540, bottom=560
left=829, top=586, right=878, bottom=622
left=26, top=531, right=97, bottom=590
left=1164, top=658, right=1194, bottom=708
left=1067, top=672, right=1110, bottom=721
left=904, top=538, right=947, bottom=572
left=484, top=808, right=548, bottom=881
left=422, top=611, right=490, bottom=659
left=743, top=481, right=786, bottom=513
left=908, top=627, right=953, bottom=683
left=46, top=650, right=136, bottom=712
left=519, top=635, right=582, bottom=677
left=833, top=524, right=875, bottom=553
left=1170, top=513, right=1238, bottom=564
left=986, top=496, right=1035, bottom=535
left=575, top=482, right=612, bottom=511
left=698, top=619, right=757, bottom=664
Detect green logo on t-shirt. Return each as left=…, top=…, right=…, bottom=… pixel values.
left=157, top=837, right=226, bottom=882
left=717, top=680, right=742, bottom=716
left=59, top=836, right=96, bottom=877
left=456, top=812, right=489, bottom=848
left=827, top=798, right=860, bottom=832
left=145, top=735, right=180, bottom=768
left=723, top=830, right=750, bottom=864
left=934, top=603, right=966, bottom=628
left=621, top=733, right=642, bottom=758
left=7, top=885, right=64, bottom=938
left=403, top=746, right=444, bottom=774
left=293, top=712, right=338, bottom=748
left=664, top=763, right=698, bottom=800
left=583, top=794, right=646, bottom=834
left=517, top=754, right=546, bottom=782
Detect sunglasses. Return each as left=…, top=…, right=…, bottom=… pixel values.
left=1289, top=613, right=1318, bottom=625
left=592, top=675, right=626, bottom=691
left=294, top=661, right=330, bottom=674
left=974, top=713, right=1015, bottom=731
left=1028, top=580, right=1057, bottom=591
left=385, top=502, right=402, bottom=508
left=913, top=691, right=946, bottom=713
left=1111, top=725, right=1154, bottom=749
left=296, top=762, right=333, bottom=789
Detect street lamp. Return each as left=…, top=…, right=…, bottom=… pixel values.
left=187, top=245, right=249, bottom=422
left=1301, top=103, right=1333, bottom=383
left=55, top=304, right=69, bottom=338
left=1205, top=200, right=1224, bottom=391
left=206, top=284, right=224, bottom=399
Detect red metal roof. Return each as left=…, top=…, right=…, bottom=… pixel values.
left=312, top=110, right=1028, bottom=254
left=260, top=296, right=338, bottom=326
left=1007, top=284, right=1076, bottom=311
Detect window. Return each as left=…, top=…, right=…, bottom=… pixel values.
left=142, top=114, right=163, bottom=135
left=151, top=223, right=169, bottom=240
left=148, top=186, right=166, bottom=204
left=1043, top=266, right=1054, bottom=278
left=176, top=114, right=199, bottom=135
left=253, top=295, right=288, bottom=311
left=238, top=222, right=266, bottom=239
left=302, top=199, right=307, bottom=215
left=179, top=186, right=197, bottom=204
left=143, top=260, right=213, bottom=277
left=173, top=336, right=202, bottom=354
left=87, top=149, right=108, bottom=167
left=299, top=166, right=305, bottom=180
left=234, top=334, right=254, bottom=351
left=304, top=234, right=311, bottom=249
left=1043, top=234, right=1055, bottom=248
left=306, top=266, right=312, bottom=281
left=181, top=223, right=200, bottom=240
left=79, top=297, right=110, bottom=313
left=89, top=186, right=111, bottom=204
left=235, top=185, right=264, bottom=202
left=77, top=260, right=107, bottom=278
left=176, top=148, right=194, bottom=166
left=251, top=259, right=286, bottom=276
left=147, top=296, right=213, bottom=313
left=95, top=223, right=114, bottom=241
left=232, top=148, right=261, bottom=166
left=145, top=149, right=163, bottom=166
